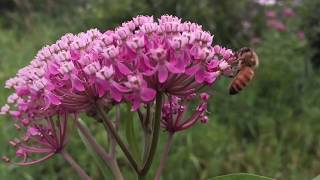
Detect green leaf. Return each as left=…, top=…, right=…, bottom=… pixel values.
left=77, top=119, right=111, bottom=179
left=125, top=104, right=141, bottom=162
left=208, top=173, right=275, bottom=180
left=312, top=175, right=320, bottom=180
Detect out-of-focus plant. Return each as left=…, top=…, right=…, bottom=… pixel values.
left=0, top=14, right=274, bottom=179
left=300, top=0, right=320, bottom=69
left=239, top=0, right=307, bottom=47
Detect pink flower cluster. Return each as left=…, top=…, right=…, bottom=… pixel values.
left=1, top=15, right=235, bottom=164
left=265, top=6, right=306, bottom=41
left=265, top=7, right=295, bottom=32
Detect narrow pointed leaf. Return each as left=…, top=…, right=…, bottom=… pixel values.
left=125, top=104, right=141, bottom=162
left=209, top=173, right=275, bottom=180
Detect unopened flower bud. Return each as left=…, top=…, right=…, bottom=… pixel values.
left=1, top=156, right=10, bottom=163
left=200, top=93, right=210, bottom=101
left=16, top=149, right=26, bottom=157
left=0, top=104, right=10, bottom=114
left=200, top=115, right=208, bottom=123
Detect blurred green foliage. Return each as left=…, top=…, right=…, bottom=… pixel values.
left=1, top=0, right=320, bottom=180
left=300, top=0, right=320, bottom=69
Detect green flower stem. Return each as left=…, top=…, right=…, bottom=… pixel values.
left=61, top=150, right=91, bottom=180
left=96, top=103, right=140, bottom=174
left=142, top=104, right=152, bottom=163
left=110, top=105, right=121, bottom=157
left=74, top=118, right=123, bottom=180
left=139, top=93, right=163, bottom=178
left=144, top=103, right=151, bottom=128
left=154, top=133, right=174, bottom=180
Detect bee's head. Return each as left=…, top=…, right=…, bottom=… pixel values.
left=238, top=47, right=259, bottom=69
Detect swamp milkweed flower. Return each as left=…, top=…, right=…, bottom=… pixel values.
left=1, top=15, right=236, bottom=173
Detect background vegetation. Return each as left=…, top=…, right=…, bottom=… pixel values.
left=1, top=0, right=320, bottom=179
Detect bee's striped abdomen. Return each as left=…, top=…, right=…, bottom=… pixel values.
left=229, top=67, right=254, bottom=95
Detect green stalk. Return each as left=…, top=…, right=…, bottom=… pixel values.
left=61, top=150, right=91, bottom=180
left=75, top=118, right=123, bottom=180
left=154, top=133, right=174, bottom=180
left=125, top=104, right=142, bottom=163
left=139, top=93, right=163, bottom=177
left=96, top=103, right=140, bottom=174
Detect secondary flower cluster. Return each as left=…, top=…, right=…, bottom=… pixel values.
left=265, top=6, right=295, bottom=32
left=161, top=93, right=210, bottom=133
left=1, top=15, right=235, bottom=165
left=244, top=1, right=304, bottom=45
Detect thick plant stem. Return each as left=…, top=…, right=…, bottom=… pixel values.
left=138, top=175, right=146, bottom=180
left=154, top=133, right=174, bottom=180
left=140, top=93, right=163, bottom=177
left=108, top=159, right=124, bottom=180
left=74, top=118, right=123, bottom=180
left=61, top=150, right=91, bottom=180
left=96, top=103, right=140, bottom=174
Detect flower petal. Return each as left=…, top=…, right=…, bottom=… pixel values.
left=117, top=62, right=132, bottom=75
left=142, top=54, right=153, bottom=69
left=165, top=61, right=183, bottom=73
left=158, top=65, right=168, bottom=83
left=185, top=64, right=200, bottom=75
left=195, top=69, right=205, bottom=83
left=112, top=81, right=131, bottom=93
left=204, top=72, right=218, bottom=84
left=71, top=75, right=85, bottom=92
left=140, top=87, right=156, bottom=102
left=47, top=63, right=59, bottom=75
left=131, top=99, right=141, bottom=111
left=110, top=87, right=122, bottom=102
left=47, top=92, right=61, bottom=106
left=96, top=80, right=109, bottom=97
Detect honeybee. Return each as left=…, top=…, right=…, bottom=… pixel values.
left=229, top=47, right=259, bottom=95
